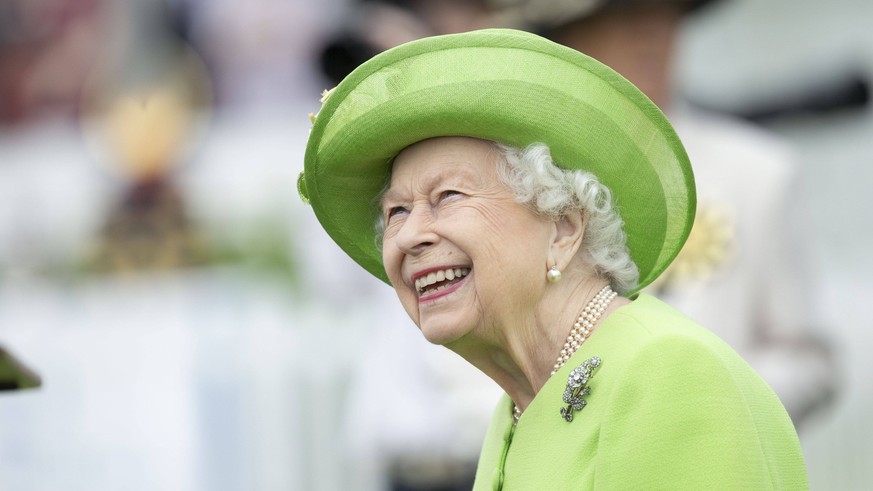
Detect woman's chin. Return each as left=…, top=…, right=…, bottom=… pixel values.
left=419, top=321, right=469, bottom=346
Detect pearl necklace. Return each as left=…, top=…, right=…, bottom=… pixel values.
left=513, top=284, right=617, bottom=423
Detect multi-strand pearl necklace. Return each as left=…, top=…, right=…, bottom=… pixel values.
left=513, top=284, right=617, bottom=423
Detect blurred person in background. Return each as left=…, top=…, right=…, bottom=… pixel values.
left=301, top=28, right=807, bottom=490
left=492, top=0, right=836, bottom=427
left=82, top=72, right=210, bottom=274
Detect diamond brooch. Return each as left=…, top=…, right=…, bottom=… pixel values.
left=560, top=356, right=601, bottom=422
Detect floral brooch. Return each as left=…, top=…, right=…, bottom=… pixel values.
left=560, top=356, right=601, bottom=422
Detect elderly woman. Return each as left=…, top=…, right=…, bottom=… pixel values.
left=299, top=29, right=807, bottom=489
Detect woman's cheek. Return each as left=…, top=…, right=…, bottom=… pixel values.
left=382, top=242, right=403, bottom=285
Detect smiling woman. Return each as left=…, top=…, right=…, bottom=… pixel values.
left=298, top=29, right=808, bottom=490
left=381, top=137, right=556, bottom=346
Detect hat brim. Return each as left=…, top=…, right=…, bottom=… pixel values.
left=301, top=28, right=694, bottom=294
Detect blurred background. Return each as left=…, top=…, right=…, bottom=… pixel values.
left=0, top=0, right=871, bottom=490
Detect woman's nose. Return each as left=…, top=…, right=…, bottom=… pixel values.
left=394, top=206, right=438, bottom=255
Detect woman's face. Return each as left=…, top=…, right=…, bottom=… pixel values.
left=381, top=137, right=553, bottom=345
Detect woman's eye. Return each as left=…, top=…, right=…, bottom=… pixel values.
left=387, top=206, right=408, bottom=219
left=439, top=190, right=462, bottom=201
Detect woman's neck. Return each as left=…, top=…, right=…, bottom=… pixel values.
left=446, top=275, right=626, bottom=412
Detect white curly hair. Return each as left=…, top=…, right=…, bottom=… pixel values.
left=492, top=142, right=638, bottom=294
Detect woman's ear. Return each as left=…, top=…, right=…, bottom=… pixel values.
left=548, top=210, right=587, bottom=270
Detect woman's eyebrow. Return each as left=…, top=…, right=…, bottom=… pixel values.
left=379, top=189, right=399, bottom=208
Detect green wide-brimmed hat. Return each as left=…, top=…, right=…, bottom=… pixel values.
left=299, top=28, right=694, bottom=293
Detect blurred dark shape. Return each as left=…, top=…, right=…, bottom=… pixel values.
left=318, top=0, right=492, bottom=85
left=390, top=459, right=476, bottom=491
left=164, top=0, right=195, bottom=45
left=731, top=74, right=870, bottom=123
left=0, top=345, right=41, bottom=392
left=319, top=33, right=381, bottom=87
left=317, top=1, right=426, bottom=86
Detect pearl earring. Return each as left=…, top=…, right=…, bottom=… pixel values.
left=547, top=265, right=562, bottom=283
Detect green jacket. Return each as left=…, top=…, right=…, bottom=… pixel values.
left=473, top=294, right=808, bottom=490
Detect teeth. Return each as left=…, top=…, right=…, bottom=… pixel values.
left=415, top=268, right=469, bottom=292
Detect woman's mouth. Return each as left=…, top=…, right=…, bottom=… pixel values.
left=415, top=267, right=470, bottom=301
